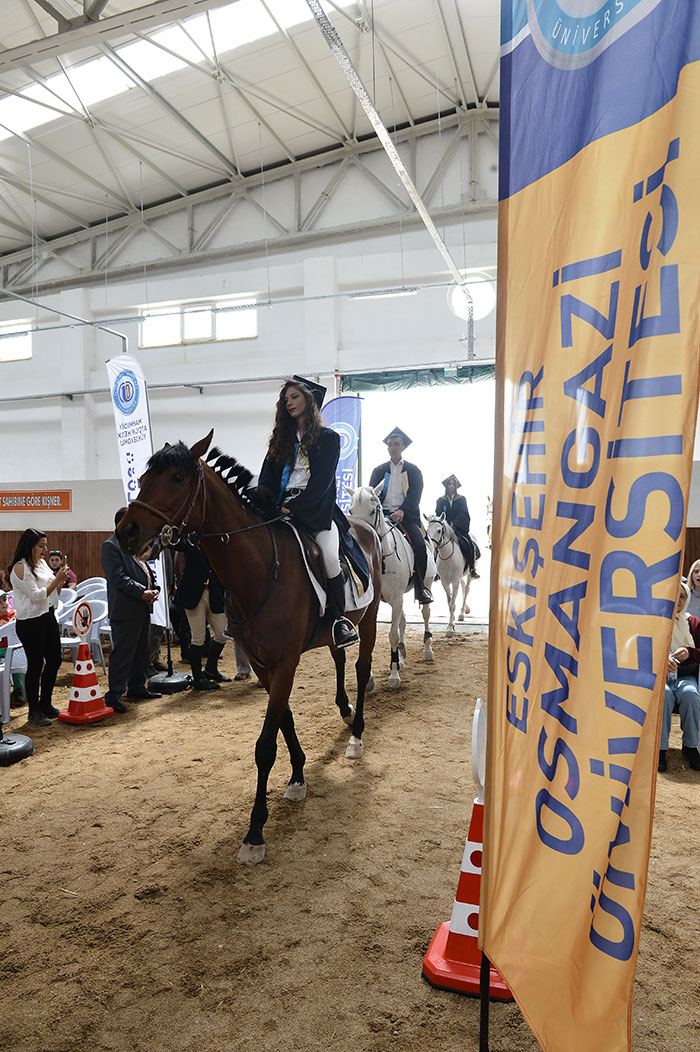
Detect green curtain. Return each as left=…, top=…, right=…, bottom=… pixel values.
left=340, top=364, right=494, bottom=392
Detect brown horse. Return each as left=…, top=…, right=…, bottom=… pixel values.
left=117, top=430, right=382, bottom=865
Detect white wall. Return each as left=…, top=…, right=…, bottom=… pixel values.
left=0, top=207, right=498, bottom=497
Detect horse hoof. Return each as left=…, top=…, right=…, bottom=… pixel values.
left=387, top=675, right=401, bottom=690
left=342, top=704, right=356, bottom=727
left=365, top=673, right=375, bottom=693
left=422, top=649, right=434, bottom=662
left=237, top=842, right=266, bottom=865
left=446, top=627, right=455, bottom=638
left=458, top=614, right=464, bottom=622
left=284, top=781, right=307, bottom=802
left=345, top=735, right=364, bottom=759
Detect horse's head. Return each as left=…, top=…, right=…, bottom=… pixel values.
left=425, top=513, right=447, bottom=552
left=348, top=482, right=384, bottom=526
left=117, top=430, right=213, bottom=554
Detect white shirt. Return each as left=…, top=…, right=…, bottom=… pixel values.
left=384, top=458, right=405, bottom=512
left=10, top=558, right=58, bottom=619
left=286, top=435, right=310, bottom=492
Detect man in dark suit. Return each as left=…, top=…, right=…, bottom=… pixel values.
left=369, top=427, right=433, bottom=605
left=101, top=506, right=162, bottom=713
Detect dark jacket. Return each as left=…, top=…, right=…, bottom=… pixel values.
left=369, top=459, right=423, bottom=526
left=259, top=427, right=340, bottom=534
left=100, top=533, right=153, bottom=622
left=435, top=493, right=471, bottom=537
left=173, top=541, right=225, bottom=613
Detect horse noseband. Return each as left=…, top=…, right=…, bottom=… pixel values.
left=159, top=524, right=176, bottom=548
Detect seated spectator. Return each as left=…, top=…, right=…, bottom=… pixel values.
left=47, top=550, right=77, bottom=590
left=0, top=590, right=26, bottom=707
left=686, top=557, right=700, bottom=618
left=660, top=580, right=700, bottom=772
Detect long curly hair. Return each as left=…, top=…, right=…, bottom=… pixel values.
left=266, top=380, right=323, bottom=466
left=8, top=528, right=47, bottom=580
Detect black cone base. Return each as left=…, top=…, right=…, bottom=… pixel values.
left=148, top=671, right=192, bottom=694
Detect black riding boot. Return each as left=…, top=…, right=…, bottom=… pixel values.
left=189, top=644, right=219, bottom=691
left=412, top=545, right=433, bottom=606
left=204, top=640, right=232, bottom=683
left=326, top=574, right=358, bottom=649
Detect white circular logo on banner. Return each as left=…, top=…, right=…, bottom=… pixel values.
left=332, top=422, right=358, bottom=461
left=113, top=369, right=140, bottom=416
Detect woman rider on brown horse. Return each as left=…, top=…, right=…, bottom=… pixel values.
left=258, top=376, right=358, bottom=649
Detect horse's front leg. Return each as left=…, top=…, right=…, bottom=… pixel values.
left=422, top=586, right=434, bottom=661
left=459, top=573, right=471, bottom=620
left=387, top=600, right=402, bottom=689
left=330, top=646, right=355, bottom=727
left=237, top=663, right=296, bottom=865
left=347, top=606, right=377, bottom=759
left=446, top=577, right=457, bottom=637
left=280, top=704, right=307, bottom=801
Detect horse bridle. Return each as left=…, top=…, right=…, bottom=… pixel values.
left=130, top=460, right=285, bottom=657
left=129, top=461, right=207, bottom=548
left=432, top=520, right=455, bottom=560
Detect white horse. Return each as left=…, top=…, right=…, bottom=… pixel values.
left=425, top=514, right=473, bottom=637
left=348, top=484, right=436, bottom=689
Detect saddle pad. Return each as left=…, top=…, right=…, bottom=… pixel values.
left=283, top=520, right=375, bottom=616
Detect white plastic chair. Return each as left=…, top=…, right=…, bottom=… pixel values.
left=0, top=621, right=27, bottom=725
left=74, top=577, right=107, bottom=593
left=60, top=599, right=109, bottom=673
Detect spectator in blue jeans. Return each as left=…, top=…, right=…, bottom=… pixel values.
left=660, top=580, right=700, bottom=772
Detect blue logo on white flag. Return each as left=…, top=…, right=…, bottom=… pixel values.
left=113, top=369, right=140, bottom=415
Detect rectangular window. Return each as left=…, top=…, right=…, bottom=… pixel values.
left=0, top=322, right=31, bottom=362
left=140, top=298, right=257, bottom=348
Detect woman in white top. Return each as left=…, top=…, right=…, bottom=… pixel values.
left=685, top=558, right=700, bottom=619
left=8, top=528, right=70, bottom=726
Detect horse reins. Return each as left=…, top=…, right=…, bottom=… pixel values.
left=434, top=522, right=456, bottom=560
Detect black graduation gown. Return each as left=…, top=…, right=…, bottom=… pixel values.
left=368, top=459, right=423, bottom=527
left=258, top=427, right=340, bottom=534
left=435, top=494, right=476, bottom=566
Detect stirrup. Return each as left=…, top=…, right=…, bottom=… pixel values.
left=332, top=617, right=359, bottom=648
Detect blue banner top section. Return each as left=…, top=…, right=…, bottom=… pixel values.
left=500, top=0, right=700, bottom=198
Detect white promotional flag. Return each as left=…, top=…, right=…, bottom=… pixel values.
left=106, top=353, right=168, bottom=628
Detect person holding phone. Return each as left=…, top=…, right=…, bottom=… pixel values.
left=8, top=529, right=70, bottom=725
left=47, top=550, right=77, bottom=590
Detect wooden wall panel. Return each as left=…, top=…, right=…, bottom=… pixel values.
left=0, top=531, right=110, bottom=590
left=684, top=527, right=700, bottom=576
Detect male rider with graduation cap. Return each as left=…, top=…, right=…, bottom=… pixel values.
left=369, top=427, right=433, bottom=606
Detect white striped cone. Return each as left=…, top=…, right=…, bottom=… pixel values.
left=58, top=642, right=114, bottom=724
left=422, top=799, right=512, bottom=998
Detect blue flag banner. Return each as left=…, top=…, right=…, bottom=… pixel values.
left=322, top=396, right=362, bottom=513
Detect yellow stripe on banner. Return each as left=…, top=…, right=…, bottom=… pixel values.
left=481, top=59, right=700, bottom=1052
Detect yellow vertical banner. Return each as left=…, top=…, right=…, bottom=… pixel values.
left=481, top=3, right=700, bottom=1051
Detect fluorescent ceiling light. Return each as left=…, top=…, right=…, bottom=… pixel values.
left=0, top=0, right=353, bottom=143
left=348, top=288, right=420, bottom=300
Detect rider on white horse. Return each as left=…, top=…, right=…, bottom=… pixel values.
left=435, top=474, right=480, bottom=579
left=258, top=376, right=359, bottom=649
left=368, top=426, right=433, bottom=606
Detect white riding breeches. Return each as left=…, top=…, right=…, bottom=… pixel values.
left=315, top=521, right=341, bottom=578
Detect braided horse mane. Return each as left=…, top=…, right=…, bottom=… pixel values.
left=146, top=441, right=273, bottom=518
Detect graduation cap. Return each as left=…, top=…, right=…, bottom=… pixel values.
left=291, top=375, right=326, bottom=410
left=442, top=474, right=461, bottom=489
left=383, top=426, right=412, bottom=447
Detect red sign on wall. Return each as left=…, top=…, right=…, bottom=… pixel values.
left=0, top=490, right=72, bottom=512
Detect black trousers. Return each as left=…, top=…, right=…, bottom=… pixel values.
left=403, top=522, right=429, bottom=582
left=106, top=612, right=151, bottom=702
left=15, top=609, right=62, bottom=711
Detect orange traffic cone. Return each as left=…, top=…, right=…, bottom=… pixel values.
left=58, top=642, right=114, bottom=724
left=422, top=797, right=512, bottom=999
